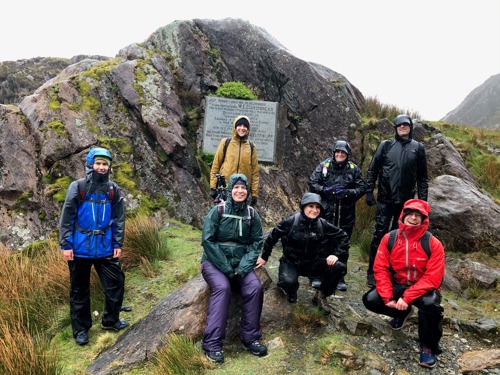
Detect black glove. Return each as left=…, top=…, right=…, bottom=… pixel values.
left=209, top=189, right=218, bottom=199
left=365, top=192, right=376, bottom=206
left=250, top=196, right=257, bottom=206
left=323, top=186, right=335, bottom=196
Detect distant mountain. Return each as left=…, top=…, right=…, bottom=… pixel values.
left=441, top=73, right=500, bottom=130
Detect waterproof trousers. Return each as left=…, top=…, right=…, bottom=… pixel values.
left=362, top=284, right=444, bottom=353
left=367, top=201, right=404, bottom=276
left=278, top=257, right=346, bottom=297
left=68, top=257, right=125, bottom=337
left=201, top=261, right=263, bottom=352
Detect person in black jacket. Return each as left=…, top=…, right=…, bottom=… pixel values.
left=309, top=140, right=366, bottom=291
left=255, top=192, right=349, bottom=315
left=364, top=114, right=428, bottom=287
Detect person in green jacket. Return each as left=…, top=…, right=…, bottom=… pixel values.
left=201, top=173, right=267, bottom=363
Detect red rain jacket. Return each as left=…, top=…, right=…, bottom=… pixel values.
left=374, top=199, right=445, bottom=304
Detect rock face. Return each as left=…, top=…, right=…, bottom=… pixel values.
left=0, top=18, right=499, bottom=255
left=442, top=73, right=500, bottom=130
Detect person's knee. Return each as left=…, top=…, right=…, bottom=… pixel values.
left=362, top=289, right=379, bottom=309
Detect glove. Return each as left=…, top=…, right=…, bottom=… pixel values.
left=323, top=186, right=335, bottom=196
left=366, top=192, right=376, bottom=206
left=334, top=184, right=348, bottom=199
left=250, top=196, right=257, bottom=206
left=209, top=189, right=218, bottom=199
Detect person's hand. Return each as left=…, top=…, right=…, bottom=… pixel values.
left=365, top=192, right=376, bottom=206
left=113, top=248, right=122, bottom=258
left=323, top=185, right=335, bottom=196
left=62, top=249, right=74, bottom=261
left=334, top=184, right=348, bottom=199
left=255, top=257, right=267, bottom=269
left=250, top=196, right=257, bottom=206
left=326, top=255, right=338, bottom=266
left=209, top=189, right=218, bottom=199
left=385, top=300, right=397, bottom=309
left=395, top=297, right=409, bottom=311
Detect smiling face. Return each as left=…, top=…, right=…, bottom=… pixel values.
left=334, top=150, right=348, bottom=163
left=303, top=203, right=321, bottom=219
left=231, top=183, right=248, bottom=202
left=403, top=210, right=424, bottom=226
left=93, top=160, right=110, bottom=174
left=396, top=122, right=411, bottom=139
left=235, top=123, right=248, bottom=138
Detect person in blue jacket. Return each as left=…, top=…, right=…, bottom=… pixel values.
left=59, top=147, right=128, bottom=346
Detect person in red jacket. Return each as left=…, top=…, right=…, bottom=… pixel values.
left=362, top=199, right=444, bottom=369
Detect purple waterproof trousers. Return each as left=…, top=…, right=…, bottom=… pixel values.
left=201, top=261, right=263, bottom=352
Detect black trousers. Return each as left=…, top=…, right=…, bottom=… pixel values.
left=367, top=201, right=404, bottom=275
left=362, top=284, right=444, bottom=353
left=278, top=257, right=346, bottom=297
left=68, top=257, right=125, bottom=336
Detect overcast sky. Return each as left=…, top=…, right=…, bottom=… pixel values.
left=2, top=1, right=499, bottom=121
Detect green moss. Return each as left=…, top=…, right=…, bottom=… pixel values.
left=214, top=81, right=257, bottom=100
left=97, top=137, right=133, bottom=155
left=156, top=119, right=170, bottom=128
left=81, top=58, right=120, bottom=80
left=48, top=86, right=61, bottom=111
left=78, top=80, right=101, bottom=115
left=156, top=147, right=168, bottom=163
left=50, top=176, right=73, bottom=203
left=13, top=192, right=33, bottom=212
left=113, top=162, right=137, bottom=193
left=47, top=120, right=67, bottom=136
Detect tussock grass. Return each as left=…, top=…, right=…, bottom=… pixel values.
left=361, top=96, right=421, bottom=123
left=121, top=213, right=170, bottom=272
left=151, top=333, right=214, bottom=374
left=290, top=304, right=327, bottom=334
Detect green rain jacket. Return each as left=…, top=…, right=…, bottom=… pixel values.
left=201, top=173, right=263, bottom=278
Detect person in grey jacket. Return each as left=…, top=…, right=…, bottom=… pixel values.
left=201, top=173, right=267, bottom=363
left=364, top=115, right=429, bottom=287
left=59, top=147, right=127, bottom=346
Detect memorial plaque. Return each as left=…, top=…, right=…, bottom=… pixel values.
left=203, top=97, right=278, bottom=163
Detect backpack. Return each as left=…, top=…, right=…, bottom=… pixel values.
left=217, top=200, right=255, bottom=228
left=321, top=157, right=355, bottom=178
left=222, top=137, right=255, bottom=161
left=77, top=178, right=115, bottom=202
left=387, top=229, right=432, bottom=258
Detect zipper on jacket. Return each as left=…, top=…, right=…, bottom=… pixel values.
left=402, top=231, right=410, bottom=283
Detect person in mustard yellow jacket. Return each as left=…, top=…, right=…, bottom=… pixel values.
left=210, top=115, right=259, bottom=206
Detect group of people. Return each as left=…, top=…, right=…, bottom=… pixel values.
left=58, top=113, right=444, bottom=369
left=201, top=114, right=444, bottom=368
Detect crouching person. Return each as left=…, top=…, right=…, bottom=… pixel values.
left=201, top=173, right=267, bottom=363
left=362, top=199, right=445, bottom=368
left=255, top=192, right=349, bottom=315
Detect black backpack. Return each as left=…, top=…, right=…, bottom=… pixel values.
left=387, top=229, right=432, bottom=258
left=222, top=137, right=255, bottom=161
left=76, top=178, right=115, bottom=202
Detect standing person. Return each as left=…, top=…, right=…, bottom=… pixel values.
left=365, top=114, right=428, bottom=287
left=255, top=192, right=349, bottom=315
left=309, top=140, right=366, bottom=291
left=201, top=173, right=267, bottom=363
left=362, top=199, right=445, bottom=368
left=209, top=115, right=259, bottom=206
left=59, top=147, right=128, bottom=346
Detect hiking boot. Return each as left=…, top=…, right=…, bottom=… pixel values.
left=75, top=331, right=89, bottom=346
left=309, top=278, right=322, bottom=289
left=336, top=277, right=347, bottom=291
left=419, top=346, right=436, bottom=368
left=389, top=306, right=413, bottom=330
left=205, top=350, right=224, bottom=363
left=101, top=319, right=129, bottom=331
left=366, top=274, right=376, bottom=288
left=287, top=292, right=297, bottom=303
left=312, top=290, right=331, bottom=315
left=243, top=340, right=268, bottom=357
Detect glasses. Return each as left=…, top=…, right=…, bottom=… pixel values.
left=396, top=123, right=410, bottom=128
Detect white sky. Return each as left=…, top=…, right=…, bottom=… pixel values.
left=2, top=0, right=499, bottom=121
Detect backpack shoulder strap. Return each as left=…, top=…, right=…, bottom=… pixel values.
left=222, top=138, right=231, bottom=161
left=77, top=178, right=87, bottom=201
left=387, top=229, right=398, bottom=252
left=247, top=206, right=255, bottom=227
left=217, top=201, right=226, bottom=219
left=420, top=231, right=432, bottom=258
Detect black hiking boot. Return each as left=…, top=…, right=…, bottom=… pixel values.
left=312, top=290, right=331, bottom=315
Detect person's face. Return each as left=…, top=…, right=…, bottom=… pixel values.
left=236, top=124, right=248, bottom=138
left=396, top=122, right=411, bottom=138
left=403, top=210, right=424, bottom=226
left=93, top=160, right=110, bottom=174
left=231, top=183, right=248, bottom=202
left=304, top=203, right=321, bottom=219
left=334, top=150, right=348, bottom=163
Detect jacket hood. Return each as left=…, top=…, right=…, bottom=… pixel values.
left=231, top=115, right=251, bottom=141
left=399, top=199, right=430, bottom=224
left=226, top=173, right=249, bottom=205
left=300, top=192, right=324, bottom=213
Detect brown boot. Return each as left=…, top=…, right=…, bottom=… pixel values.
left=312, top=290, right=331, bottom=315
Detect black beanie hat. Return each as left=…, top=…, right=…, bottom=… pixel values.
left=235, top=117, right=250, bottom=128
